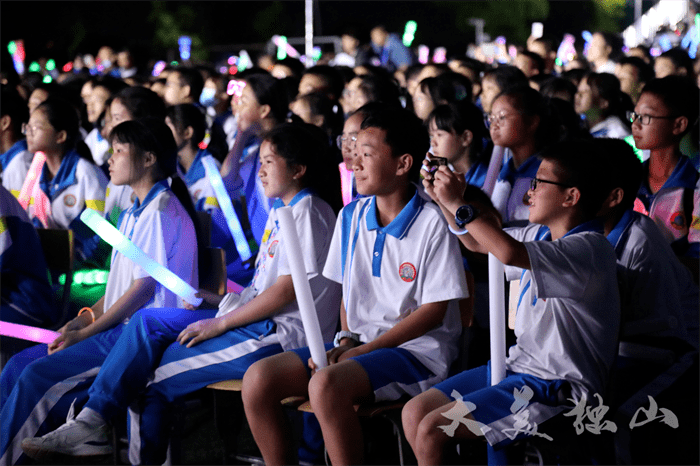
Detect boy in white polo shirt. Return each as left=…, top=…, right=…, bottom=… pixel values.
left=404, top=138, right=621, bottom=464
left=242, top=104, right=469, bottom=466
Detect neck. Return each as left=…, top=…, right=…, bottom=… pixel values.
left=374, top=183, right=414, bottom=227
left=585, top=109, right=605, bottom=128
left=602, top=210, right=624, bottom=237
left=44, top=150, right=64, bottom=179
left=593, top=57, right=609, bottom=71
left=0, top=132, right=17, bottom=154
left=131, top=176, right=158, bottom=206
left=648, top=147, right=680, bottom=179
left=548, top=211, right=587, bottom=241
left=178, top=145, right=197, bottom=173
left=259, top=118, right=276, bottom=134
left=451, top=152, right=472, bottom=174
left=510, top=142, right=536, bottom=169
left=281, top=184, right=304, bottom=206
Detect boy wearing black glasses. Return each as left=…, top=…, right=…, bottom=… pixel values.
left=631, top=76, right=699, bottom=275
left=404, top=138, right=621, bottom=464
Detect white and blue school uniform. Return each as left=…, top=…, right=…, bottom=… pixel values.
left=117, top=189, right=340, bottom=464
left=27, top=150, right=108, bottom=264
left=434, top=220, right=620, bottom=448
left=636, top=155, right=699, bottom=258
left=0, top=181, right=197, bottom=466
left=589, top=115, right=631, bottom=139
left=178, top=149, right=220, bottom=213
left=0, top=186, right=55, bottom=328
left=0, top=140, right=32, bottom=199
left=306, top=190, right=468, bottom=402
left=84, top=128, right=110, bottom=167
left=608, top=209, right=698, bottom=348
left=464, top=159, right=489, bottom=189
left=104, top=182, right=135, bottom=226
left=490, top=155, right=540, bottom=227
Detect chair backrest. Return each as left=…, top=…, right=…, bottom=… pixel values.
left=199, top=247, right=227, bottom=296
left=196, top=211, right=212, bottom=249
left=36, top=229, right=74, bottom=277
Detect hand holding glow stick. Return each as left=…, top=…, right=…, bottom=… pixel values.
left=0, top=321, right=60, bottom=344
left=488, top=253, right=506, bottom=386
left=201, top=155, right=253, bottom=261
left=80, top=209, right=202, bottom=306
left=277, top=206, right=327, bottom=369
left=18, top=151, right=46, bottom=209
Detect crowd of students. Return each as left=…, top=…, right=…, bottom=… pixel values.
left=0, top=24, right=699, bottom=465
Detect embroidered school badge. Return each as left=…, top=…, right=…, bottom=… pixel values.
left=399, top=262, right=416, bottom=282
left=268, top=240, right=278, bottom=258
left=63, top=194, right=77, bottom=207
left=670, top=211, right=685, bottom=230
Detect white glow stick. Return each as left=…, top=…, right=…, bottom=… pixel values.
left=482, top=146, right=504, bottom=198
left=80, top=209, right=202, bottom=306
left=488, top=253, right=506, bottom=385
left=276, top=206, right=327, bottom=369
left=0, top=321, right=60, bottom=344
left=18, top=151, right=46, bottom=209
left=201, top=155, right=253, bottom=261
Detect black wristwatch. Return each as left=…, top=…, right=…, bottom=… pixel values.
left=454, top=204, right=479, bottom=228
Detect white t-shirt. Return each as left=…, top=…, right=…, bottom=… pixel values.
left=590, top=115, right=631, bottom=139
left=104, top=182, right=135, bottom=224
left=104, top=181, right=198, bottom=315
left=216, top=189, right=341, bottom=350
left=84, top=128, right=111, bottom=166
left=323, top=191, right=469, bottom=379
left=0, top=140, right=33, bottom=198
left=504, top=222, right=621, bottom=401
left=609, top=210, right=698, bottom=347
left=491, top=155, right=540, bottom=227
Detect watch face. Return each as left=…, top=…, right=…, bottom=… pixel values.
left=456, top=205, right=476, bottom=226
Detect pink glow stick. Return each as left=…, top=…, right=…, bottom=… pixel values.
left=18, top=152, right=46, bottom=209
left=0, top=321, right=60, bottom=344
left=339, top=162, right=353, bottom=206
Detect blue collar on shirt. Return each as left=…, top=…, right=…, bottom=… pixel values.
left=39, top=150, right=81, bottom=199
left=637, top=155, right=699, bottom=209
left=128, top=179, right=170, bottom=218
left=181, top=149, right=209, bottom=186
left=0, top=140, right=28, bottom=170
left=464, top=160, right=489, bottom=188
left=606, top=208, right=637, bottom=255
left=365, top=189, right=425, bottom=277
left=497, top=154, right=541, bottom=186
left=271, top=187, right=315, bottom=209
left=534, top=217, right=605, bottom=242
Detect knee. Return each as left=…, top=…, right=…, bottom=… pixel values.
left=307, top=368, right=344, bottom=410
left=242, top=359, right=276, bottom=406
left=402, top=397, right=425, bottom=441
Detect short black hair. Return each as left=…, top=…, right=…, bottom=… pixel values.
left=519, top=50, right=545, bottom=75
left=658, top=48, right=695, bottom=78
left=360, top=103, right=428, bottom=182
left=174, top=67, right=205, bottom=101
left=592, top=138, right=643, bottom=212
left=617, top=56, right=654, bottom=85
left=1, top=85, right=29, bottom=138
left=481, top=65, right=528, bottom=94
left=539, top=138, right=612, bottom=218
left=113, top=86, right=166, bottom=120
left=641, top=76, right=699, bottom=137
left=301, top=65, right=345, bottom=100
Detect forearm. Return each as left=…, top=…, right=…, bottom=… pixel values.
left=219, top=275, right=295, bottom=330
left=462, top=216, right=530, bottom=269
left=80, top=277, right=156, bottom=338
left=359, top=301, right=449, bottom=354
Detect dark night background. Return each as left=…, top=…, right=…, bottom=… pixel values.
left=2, top=1, right=653, bottom=70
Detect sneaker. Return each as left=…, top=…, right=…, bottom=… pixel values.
left=21, top=419, right=112, bottom=459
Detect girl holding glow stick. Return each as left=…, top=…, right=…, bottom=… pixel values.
left=23, top=97, right=109, bottom=266
left=17, top=122, right=342, bottom=465
left=0, top=118, right=200, bottom=465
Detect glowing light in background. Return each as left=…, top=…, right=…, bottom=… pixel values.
left=28, top=61, right=41, bottom=73
left=275, top=35, right=289, bottom=60
left=45, top=59, right=56, bottom=71
left=432, top=47, right=446, bottom=64
left=18, top=152, right=45, bottom=210
left=418, top=45, right=429, bottom=64
left=152, top=60, right=166, bottom=77
left=178, top=36, right=192, bottom=61
left=201, top=155, right=253, bottom=261
left=80, top=209, right=202, bottom=306
left=403, top=20, right=417, bottom=47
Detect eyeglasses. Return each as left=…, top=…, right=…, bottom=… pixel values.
left=484, top=111, right=521, bottom=128
left=530, top=177, right=572, bottom=191
left=626, top=111, right=677, bottom=125
left=336, top=134, right=357, bottom=150
left=21, top=123, right=51, bottom=135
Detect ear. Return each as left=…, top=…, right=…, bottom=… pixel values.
left=562, top=186, right=582, bottom=208
left=143, top=151, right=157, bottom=169
left=672, top=116, right=689, bottom=136
left=599, top=98, right=610, bottom=110
left=292, top=164, right=307, bottom=180
left=183, top=125, right=195, bottom=141
left=258, top=103, right=272, bottom=120
left=55, top=129, right=68, bottom=145
left=312, top=114, right=325, bottom=128
left=181, top=85, right=192, bottom=100
left=460, top=129, right=473, bottom=148
left=395, top=152, right=413, bottom=177
left=0, top=115, right=11, bottom=132
left=527, top=114, right=541, bottom=132
left=598, top=187, right=624, bottom=214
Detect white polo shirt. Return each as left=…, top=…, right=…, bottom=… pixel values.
left=323, top=190, right=469, bottom=379
left=0, top=140, right=32, bottom=198
left=216, top=189, right=341, bottom=350
left=491, top=155, right=540, bottom=226
left=504, top=221, right=621, bottom=401
left=608, top=209, right=698, bottom=348
left=104, top=182, right=135, bottom=225
left=104, top=180, right=198, bottom=315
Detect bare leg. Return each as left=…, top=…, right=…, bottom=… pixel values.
left=308, top=360, right=373, bottom=466
left=242, top=352, right=309, bottom=466
left=402, top=388, right=451, bottom=452
left=412, top=399, right=483, bottom=466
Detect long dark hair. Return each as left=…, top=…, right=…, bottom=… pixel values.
left=427, top=101, right=489, bottom=167
left=261, top=122, right=343, bottom=214
left=108, top=117, right=203, bottom=246
left=244, top=73, right=289, bottom=124
left=585, top=72, right=633, bottom=128
left=166, top=104, right=206, bottom=152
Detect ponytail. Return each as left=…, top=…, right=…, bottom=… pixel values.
left=170, top=175, right=205, bottom=248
